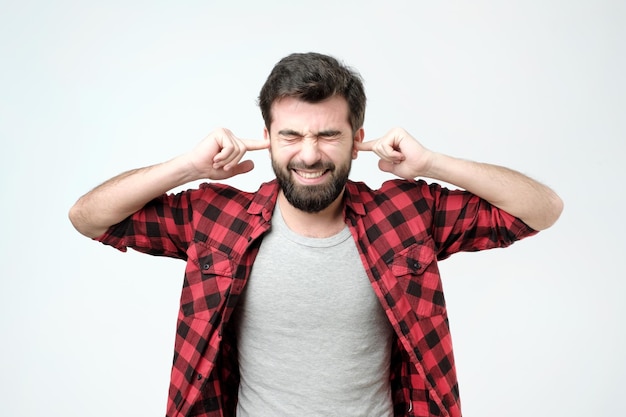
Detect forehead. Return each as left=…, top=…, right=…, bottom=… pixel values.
left=269, top=96, right=351, bottom=133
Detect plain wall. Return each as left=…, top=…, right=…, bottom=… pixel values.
left=1, top=1, right=624, bottom=416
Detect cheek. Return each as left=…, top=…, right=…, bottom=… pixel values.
left=322, top=142, right=353, bottom=162
left=270, top=144, right=295, bottom=166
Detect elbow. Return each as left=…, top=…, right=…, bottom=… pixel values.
left=68, top=201, right=103, bottom=239
left=553, top=193, right=565, bottom=220
left=68, top=202, right=87, bottom=236
left=550, top=193, right=565, bottom=227
left=545, top=191, right=564, bottom=229
left=532, top=192, right=564, bottom=231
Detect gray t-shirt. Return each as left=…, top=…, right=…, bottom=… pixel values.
left=234, top=203, right=394, bottom=417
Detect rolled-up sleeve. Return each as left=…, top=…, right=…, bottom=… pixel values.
left=428, top=182, right=537, bottom=260
left=95, top=188, right=200, bottom=260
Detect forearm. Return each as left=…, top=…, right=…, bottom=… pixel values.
left=69, top=155, right=198, bottom=238
left=425, top=153, right=563, bottom=230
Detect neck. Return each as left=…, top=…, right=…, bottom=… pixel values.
left=277, top=191, right=346, bottom=238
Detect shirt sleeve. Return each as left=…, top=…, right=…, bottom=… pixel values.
left=94, top=188, right=200, bottom=260
left=426, top=181, right=538, bottom=260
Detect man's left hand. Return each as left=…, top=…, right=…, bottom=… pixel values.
left=356, top=127, right=435, bottom=180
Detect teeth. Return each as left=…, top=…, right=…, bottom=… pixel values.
left=296, top=170, right=325, bottom=179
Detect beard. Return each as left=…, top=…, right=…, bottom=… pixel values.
left=272, top=157, right=352, bottom=213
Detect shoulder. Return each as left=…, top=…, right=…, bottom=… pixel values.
left=177, top=182, right=261, bottom=208
left=346, top=178, right=441, bottom=205
left=185, top=180, right=278, bottom=218
left=345, top=179, right=442, bottom=228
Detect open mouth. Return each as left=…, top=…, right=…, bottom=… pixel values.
left=293, top=169, right=328, bottom=179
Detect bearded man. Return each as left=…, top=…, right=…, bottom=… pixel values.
left=69, top=52, right=562, bottom=417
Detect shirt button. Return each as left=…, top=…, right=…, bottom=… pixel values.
left=197, top=374, right=203, bottom=381
left=412, top=261, right=421, bottom=270
left=202, top=263, right=210, bottom=270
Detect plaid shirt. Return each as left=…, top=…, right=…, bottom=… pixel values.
left=97, top=178, right=536, bottom=417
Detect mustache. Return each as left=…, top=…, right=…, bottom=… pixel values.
left=287, top=161, right=336, bottom=171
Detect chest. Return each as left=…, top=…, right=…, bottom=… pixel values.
left=238, top=222, right=387, bottom=331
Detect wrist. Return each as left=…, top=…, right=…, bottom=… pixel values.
left=170, top=153, right=205, bottom=184
left=422, top=152, right=451, bottom=180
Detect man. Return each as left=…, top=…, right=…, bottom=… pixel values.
left=69, top=52, right=562, bottom=417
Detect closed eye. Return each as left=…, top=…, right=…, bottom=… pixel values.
left=317, top=130, right=342, bottom=141
left=277, top=129, right=302, bottom=142
left=276, top=129, right=344, bottom=142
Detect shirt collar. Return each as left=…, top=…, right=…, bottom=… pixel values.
left=344, top=181, right=366, bottom=216
left=247, top=180, right=280, bottom=222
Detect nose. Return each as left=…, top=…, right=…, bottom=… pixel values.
left=298, top=138, right=321, bottom=166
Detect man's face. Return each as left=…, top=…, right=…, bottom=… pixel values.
left=265, top=95, right=363, bottom=213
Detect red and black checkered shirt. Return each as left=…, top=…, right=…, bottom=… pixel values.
left=97, top=178, right=536, bottom=417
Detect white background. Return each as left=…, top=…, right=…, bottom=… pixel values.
left=1, top=1, right=624, bottom=416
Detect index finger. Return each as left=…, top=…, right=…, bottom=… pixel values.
left=355, top=139, right=378, bottom=152
left=241, top=138, right=270, bottom=151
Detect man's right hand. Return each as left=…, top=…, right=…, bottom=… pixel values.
left=69, top=128, right=269, bottom=238
left=186, top=128, right=269, bottom=181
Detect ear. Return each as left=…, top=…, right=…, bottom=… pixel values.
left=352, top=128, right=364, bottom=159
left=263, top=127, right=272, bottom=157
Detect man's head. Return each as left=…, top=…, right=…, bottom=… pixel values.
left=259, top=53, right=366, bottom=213
left=259, top=52, right=366, bottom=133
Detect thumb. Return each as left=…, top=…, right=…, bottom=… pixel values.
left=378, top=159, right=395, bottom=173
left=229, top=160, right=255, bottom=176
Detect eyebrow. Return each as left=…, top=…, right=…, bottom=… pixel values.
left=277, top=129, right=342, bottom=137
left=318, top=129, right=342, bottom=137
left=277, top=129, right=302, bottom=136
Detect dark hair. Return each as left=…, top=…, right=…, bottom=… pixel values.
left=258, top=52, right=366, bottom=132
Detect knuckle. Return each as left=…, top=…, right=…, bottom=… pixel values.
left=214, top=127, right=228, bottom=136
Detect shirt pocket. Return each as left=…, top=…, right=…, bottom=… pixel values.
left=181, top=242, right=235, bottom=321
left=389, top=240, right=446, bottom=318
